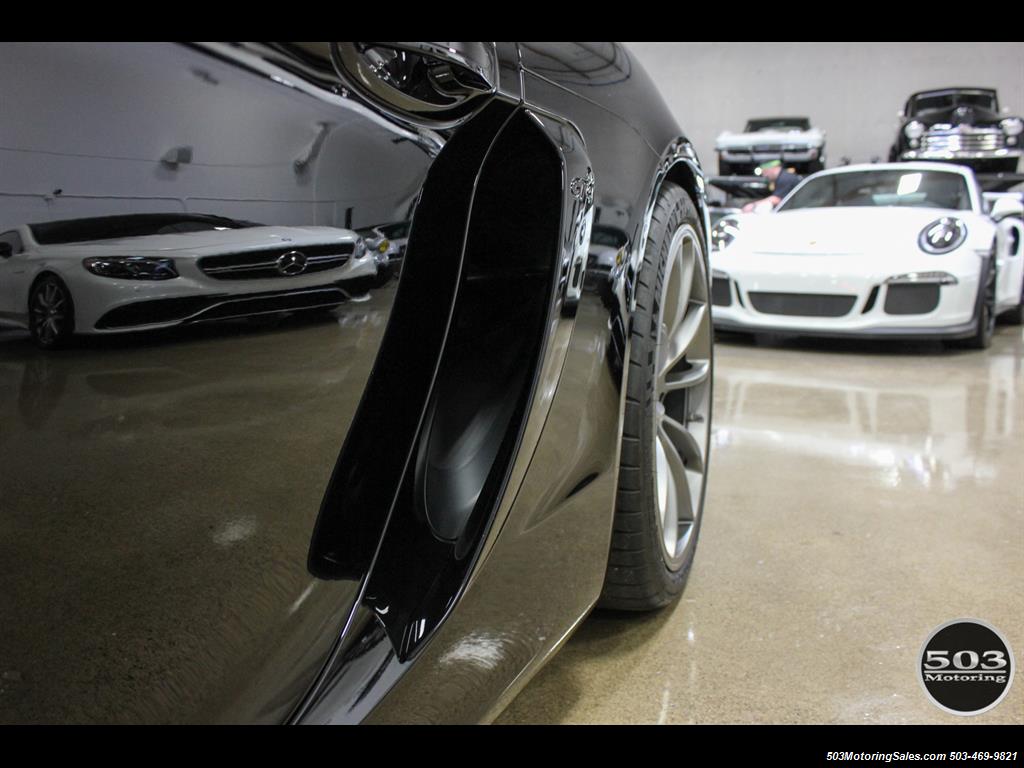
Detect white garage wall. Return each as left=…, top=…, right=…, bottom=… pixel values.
left=625, top=42, right=1024, bottom=175
left=0, top=42, right=425, bottom=232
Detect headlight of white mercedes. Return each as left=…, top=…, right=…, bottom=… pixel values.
left=83, top=256, right=178, bottom=280
left=918, top=217, right=967, bottom=254
left=711, top=217, right=740, bottom=251
left=904, top=121, right=926, bottom=140
left=1000, top=117, right=1023, bottom=137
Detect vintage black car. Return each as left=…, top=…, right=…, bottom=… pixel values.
left=889, top=87, right=1022, bottom=173
left=0, top=42, right=713, bottom=723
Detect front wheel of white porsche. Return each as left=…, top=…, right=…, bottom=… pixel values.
left=963, top=256, right=997, bottom=350
left=599, top=182, right=713, bottom=611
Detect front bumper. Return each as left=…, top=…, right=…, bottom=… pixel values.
left=719, top=147, right=821, bottom=165
left=70, top=254, right=377, bottom=332
left=901, top=148, right=1022, bottom=162
left=713, top=316, right=978, bottom=340
left=710, top=260, right=982, bottom=340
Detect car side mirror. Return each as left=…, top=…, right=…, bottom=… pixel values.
left=987, top=194, right=1024, bottom=222
left=0, top=243, right=12, bottom=258
left=897, top=110, right=905, bottom=119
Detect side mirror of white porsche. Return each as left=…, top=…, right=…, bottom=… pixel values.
left=987, top=195, right=1024, bottom=223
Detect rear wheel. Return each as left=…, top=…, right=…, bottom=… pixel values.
left=599, top=182, right=713, bottom=611
left=29, top=275, right=75, bottom=350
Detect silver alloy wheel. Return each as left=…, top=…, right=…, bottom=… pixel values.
left=653, top=224, right=712, bottom=567
left=32, top=281, right=68, bottom=346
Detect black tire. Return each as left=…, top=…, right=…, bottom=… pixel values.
left=1002, top=301, right=1024, bottom=326
left=599, top=182, right=713, bottom=611
left=28, top=275, right=75, bottom=350
left=963, top=255, right=997, bottom=349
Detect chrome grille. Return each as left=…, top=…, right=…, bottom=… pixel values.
left=922, top=127, right=1005, bottom=153
left=199, top=243, right=354, bottom=280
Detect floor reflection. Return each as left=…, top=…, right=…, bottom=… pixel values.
left=712, top=329, right=1022, bottom=491
left=497, top=325, right=1023, bottom=725
left=0, top=285, right=396, bottom=723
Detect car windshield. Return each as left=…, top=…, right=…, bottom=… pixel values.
left=745, top=117, right=811, bottom=132
left=28, top=213, right=261, bottom=245
left=909, top=90, right=997, bottom=115
left=778, top=170, right=972, bottom=212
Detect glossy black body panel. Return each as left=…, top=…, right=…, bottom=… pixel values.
left=0, top=41, right=431, bottom=723
left=0, top=42, right=708, bottom=724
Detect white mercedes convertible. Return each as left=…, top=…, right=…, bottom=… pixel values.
left=0, top=213, right=375, bottom=349
left=710, top=163, right=1024, bottom=348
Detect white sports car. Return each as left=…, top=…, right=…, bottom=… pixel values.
left=709, top=163, right=1024, bottom=348
left=0, top=213, right=375, bottom=348
left=715, top=116, right=826, bottom=176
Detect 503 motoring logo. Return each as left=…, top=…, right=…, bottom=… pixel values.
left=918, top=619, right=1015, bottom=716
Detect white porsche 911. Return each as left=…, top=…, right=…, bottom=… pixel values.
left=710, top=163, right=1024, bottom=348
left=0, top=213, right=375, bottom=349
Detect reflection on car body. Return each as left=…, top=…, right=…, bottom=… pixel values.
left=0, top=213, right=375, bottom=348
left=354, top=221, right=410, bottom=286
left=0, top=41, right=714, bottom=724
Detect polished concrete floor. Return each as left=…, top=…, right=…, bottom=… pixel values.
left=497, top=326, right=1024, bottom=725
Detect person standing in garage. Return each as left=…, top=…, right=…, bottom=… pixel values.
left=742, top=159, right=802, bottom=212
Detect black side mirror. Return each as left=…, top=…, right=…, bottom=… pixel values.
left=0, top=243, right=12, bottom=258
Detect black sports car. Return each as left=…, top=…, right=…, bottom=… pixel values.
left=0, top=42, right=713, bottom=724
left=889, top=87, right=1023, bottom=174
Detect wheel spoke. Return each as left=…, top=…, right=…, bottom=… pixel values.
left=656, top=433, right=679, bottom=549
left=661, top=413, right=705, bottom=474
left=664, top=250, right=694, bottom=339
left=661, top=358, right=710, bottom=393
left=659, top=302, right=707, bottom=381
left=658, top=423, right=695, bottom=524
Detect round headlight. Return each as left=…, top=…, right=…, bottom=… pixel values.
left=1000, top=117, right=1023, bottom=137
left=918, top=217, right=967, bottom=254
left=711, top=217, right=740, bottom=251
left=904, top=121, right=926, bottom=140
